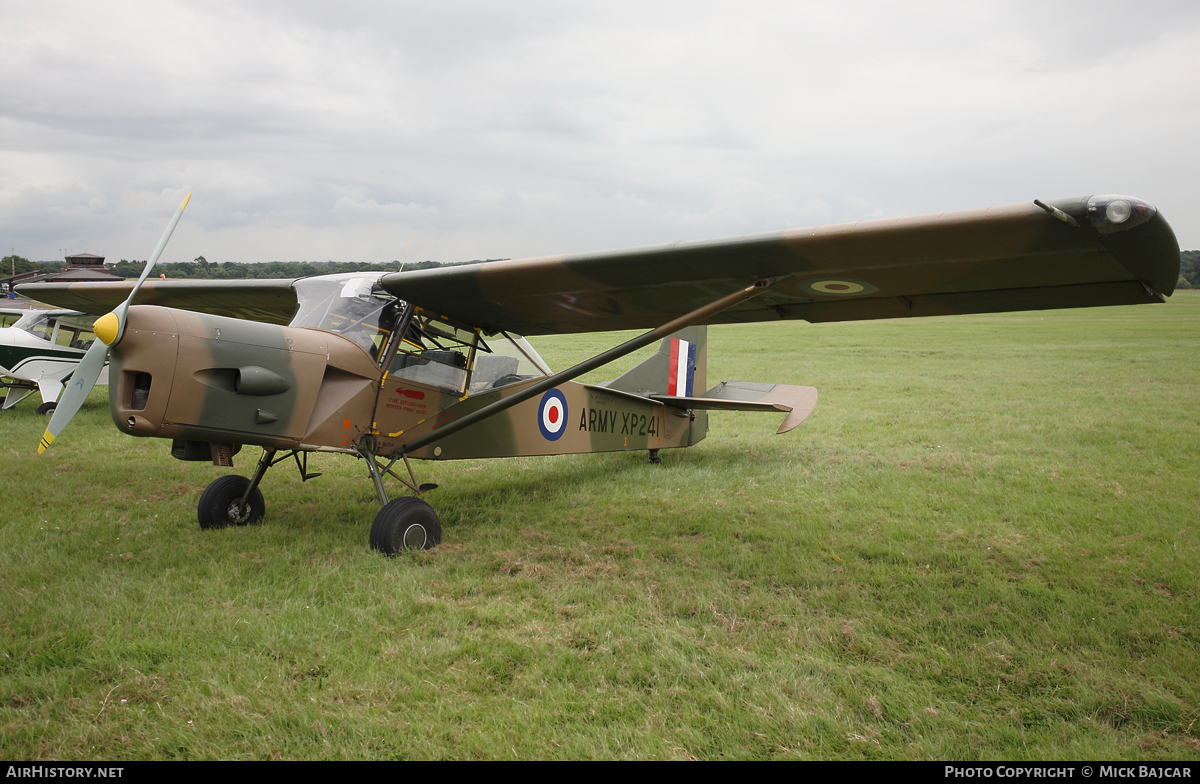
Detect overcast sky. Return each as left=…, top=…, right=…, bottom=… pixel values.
left=2, top=0, right=1198, bottom=266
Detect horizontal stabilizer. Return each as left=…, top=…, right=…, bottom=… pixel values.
left=651, top=381, right=817, bottom=434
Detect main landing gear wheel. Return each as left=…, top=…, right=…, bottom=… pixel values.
left=197, top=475, right=265, bottom=529
left=36, top=402, right=57, bottom=415
left=370, top=497, right=442, bottom=555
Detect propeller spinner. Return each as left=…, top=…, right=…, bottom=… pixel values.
left=38, top=192, right=192, bottom=454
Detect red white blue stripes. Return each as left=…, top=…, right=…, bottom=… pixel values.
left=667, top=338, right=696, bottom=397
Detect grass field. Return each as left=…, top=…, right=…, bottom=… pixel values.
left=1, top=292, right=1198, bottom=760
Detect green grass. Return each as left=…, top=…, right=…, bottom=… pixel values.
left=2, top=293, right=1199, bottom=759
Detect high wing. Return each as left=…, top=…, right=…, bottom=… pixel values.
left=14, top=195, right=1180, bottom=336
left=379, top=195, right=1180, bottom=336
left=14, top=279, right=300, bottom=325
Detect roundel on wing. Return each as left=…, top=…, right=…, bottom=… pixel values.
left=799, top=277, right=879, bottom=297
left=538, top=389, right=568, bottom=441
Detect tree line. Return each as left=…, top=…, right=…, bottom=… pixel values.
left=1180, top=250, right=1200, bottom=289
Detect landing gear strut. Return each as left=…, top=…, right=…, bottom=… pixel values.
left=196, top=447, right=315, bottom=530
left=195, top=442, right=443, bottom=555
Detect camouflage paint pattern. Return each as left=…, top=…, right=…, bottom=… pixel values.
left=109, top=306, right=714, bottom=464
left=17, top=279, right=299, bottom=325
left=380, top=379, right=700, bottom=461
left=378, top=196, right=1180, bottom=336
left=19, top=197, right=1180, bottom=339
left=110, top=306, right=378, bottom=453
left=21, top=194, right=1182, bottom=473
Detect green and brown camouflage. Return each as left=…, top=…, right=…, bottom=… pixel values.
left=106, top=300, right=812, bottom=466
left=15, top=193, right=1182, bottom=551
left=376, top=195, right=1180, bottom=335
left=22, top=195, right=1179, bottom=337
left=108, top=306, right=377, bottom=458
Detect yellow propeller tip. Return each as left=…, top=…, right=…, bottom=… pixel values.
left=38, top=430, right=54, bottom=454
left=180, top=192, right=192, bottom=210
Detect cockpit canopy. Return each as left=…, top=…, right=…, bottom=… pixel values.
left=289, top=273, right=551, bottom=395
left=289, top=275, right=401, bottom=357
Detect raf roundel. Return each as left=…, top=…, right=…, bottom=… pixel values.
left=538, top=389, right=568, bottom=441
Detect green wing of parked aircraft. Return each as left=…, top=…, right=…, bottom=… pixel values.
left=19, top=193, right=1180, bottom=556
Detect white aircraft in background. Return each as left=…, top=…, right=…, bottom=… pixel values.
left=0, top=308, right=109, bottom=413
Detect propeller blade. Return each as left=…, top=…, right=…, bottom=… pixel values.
left=112, top=192, right=191, bottom=343
left=37, top=192, right=191, bottom=453
left=38, top=339, right=109, bottom=454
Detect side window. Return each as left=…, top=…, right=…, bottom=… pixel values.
left=389, top=313, right=478, bottom=393
left=468, top=332, right=551, bottom=394
left=59, top=325, right=97, bottom=349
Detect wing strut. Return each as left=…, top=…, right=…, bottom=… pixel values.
left=397, top=276, right=787, bottom=455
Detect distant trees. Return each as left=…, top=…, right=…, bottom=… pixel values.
left=2, top=255, right=59, bottom=277
left=1179, top=251, right=1199, bottom=289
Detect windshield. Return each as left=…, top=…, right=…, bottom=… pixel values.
left=12, top=311, right=54, bottom=340
left=290, top=274, right=405, bottom=357
left=287, top=273, right=553, bottom=393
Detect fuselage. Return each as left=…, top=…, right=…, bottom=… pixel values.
left=108, top=272, right=700, bottom=464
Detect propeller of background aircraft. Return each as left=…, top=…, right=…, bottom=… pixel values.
left=37, top=192, right=191, bottom=454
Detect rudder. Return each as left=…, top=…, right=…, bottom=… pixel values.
left=601, top=326, right=707, bottom=398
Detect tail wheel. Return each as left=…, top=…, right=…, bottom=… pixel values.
left=370, top=497, right=442, bottom=555
left=198, top=475, right=265, bottom=529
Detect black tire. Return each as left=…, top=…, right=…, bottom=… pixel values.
left=197, top=475, right=265, bottom=530
left=369, top=497, right=441, bottom=555
left=36, top=401, right=57, bottom=415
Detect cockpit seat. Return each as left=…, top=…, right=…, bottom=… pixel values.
left=469, top=355, right=520, bottom=394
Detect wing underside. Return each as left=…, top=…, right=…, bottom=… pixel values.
left=380, top=196, right=1180, bottom=336
left=14, top=196, right=1180, bottom=337
left=14, top=279, right=301, bottom=325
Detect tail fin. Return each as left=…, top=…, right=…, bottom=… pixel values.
left=601, top=326, right=706, bottom=398
left=602, top=325, right=817, bottom=439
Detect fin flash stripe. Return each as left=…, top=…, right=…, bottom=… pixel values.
left=668, top=338, right=696, bottom=397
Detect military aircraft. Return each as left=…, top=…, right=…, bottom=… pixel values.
left=0, top=307, right=107, bottom=413
left=19, top=193, right=1180, bottom=554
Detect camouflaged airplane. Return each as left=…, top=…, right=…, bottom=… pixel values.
left=19, top=192, right=1181, bottom=554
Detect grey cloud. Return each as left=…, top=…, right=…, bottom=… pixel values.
left=1, top=0, right=1197, bottom=265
